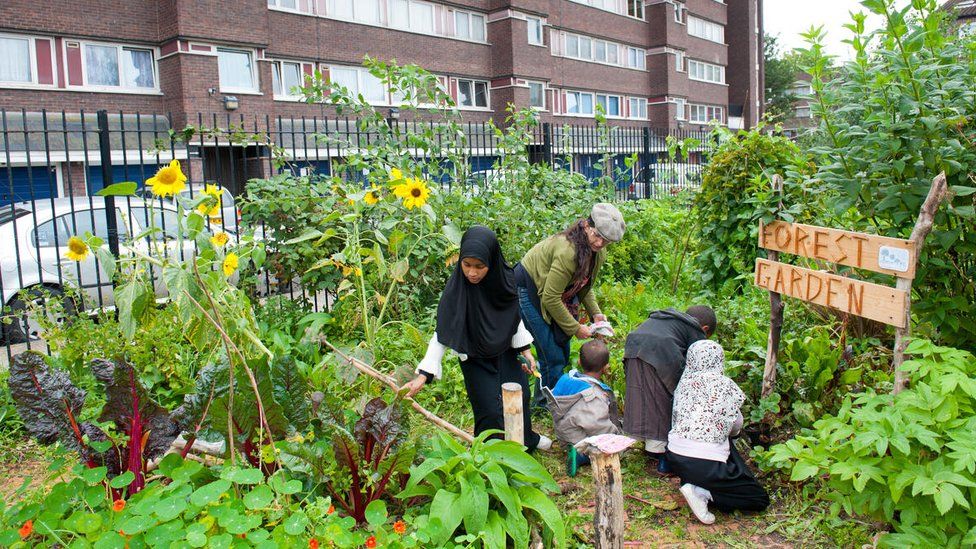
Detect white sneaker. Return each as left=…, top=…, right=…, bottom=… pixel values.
left=680, top=484, right=715, bottom=524
left=536, top=434, right=553, bottom=451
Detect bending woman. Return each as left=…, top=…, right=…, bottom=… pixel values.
left=516, top=203, right=625, bottom=404
left=401, top=226, right=551, bottom=451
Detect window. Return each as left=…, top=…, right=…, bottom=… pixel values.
left=579, top=36, right=592, bottom=59
left=688, top=16, right=724, bottom=43
left=627, top=47, right=646, bottom=70
left=527, top=17, right=544, bottom=45
left=331, top=66, right=386, bottom=104
left=674, top=2, right=686, bottom=23
left=454, top=10, right=487, bottom=42
left=674, top=97, right=686, bottom=120
left=629, top=98, right=647, bottom=119
left=130, top=208, right=180, bottom=240
left=594, top=40, right=607, bottom=63
left=688, top=59, right=725, bottom=84
left=217, top=48, right=256, bottom=92
left=689, top=104, right=723, bottom=123
left=566, top=35, right=580, bottom=57
left=389, top=0, right=436, bottom=33
left=82, top=43, right=156, bottom=90
left=795, top=106, right=812, bottom=118
left=456, top=78, right=488, bottom=108
left=628, top=0, right=644, bottom=19
left=273, top=61, right=304, bottom=97
left=566, top=91, right=594, bottom=115
left=596, top=94, right=621, bottom=117
left=268, top=0, right=297, bottom=10
left=675, top=50, right=685, bottom=71
left=327, top=0, right=380, bottom=23
left=607, top=44, right=618, bottom=64
left=0, top=36, right=32, bottom=83
left=61, top=209, right=130, bottom=241
left=328, top=0, right=353, bottom=18
left=528, top=81, right=545, bottom=109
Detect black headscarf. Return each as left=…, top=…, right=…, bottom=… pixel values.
left=435, top=226, right=521, bottom=358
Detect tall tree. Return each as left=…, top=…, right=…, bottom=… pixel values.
left=763, top=34, right=802, bottom=121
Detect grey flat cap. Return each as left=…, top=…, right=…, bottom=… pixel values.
left=590, top=203, right=626, bottom=242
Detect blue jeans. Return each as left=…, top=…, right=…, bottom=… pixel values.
left=517, top=287, right=571, bottom=396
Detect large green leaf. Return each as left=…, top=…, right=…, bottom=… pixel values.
left=482, top=440, right=558, bottom=491
left=460, top=470, right=488, bottom=535
left=114, top=279, right=152, bottom=340
left=428, top=489, right=464, bottom=546
left=518, top=485, right=566, bottom=547
left=271, top=355, right=311, bottom=429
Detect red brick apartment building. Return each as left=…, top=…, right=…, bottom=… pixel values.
left=0, top=0, right=762, bottom=200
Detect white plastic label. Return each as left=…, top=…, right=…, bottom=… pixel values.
left=878, top=246, right=910, bottom=273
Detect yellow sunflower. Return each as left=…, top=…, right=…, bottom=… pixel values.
left=222, top=252, right=239, bottom=277
left=210, top=232, right=230, bottom=247
left=393, top=178, right=430, bottom=210
left=146, top=159, right=187, bottom=197
left=389, top=168, right=405, bottom=183
left=197, top=184, right=222, bottom=217
left=65, top=236, right=89, bottom=261
left=363, top=186, right=381, bottom=205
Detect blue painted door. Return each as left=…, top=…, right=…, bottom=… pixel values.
left=0, top=166, right=57, bottom=205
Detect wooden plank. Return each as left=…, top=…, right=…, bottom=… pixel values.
left=758, top=221, right=917, bottom=279
left=754, top=259, right=909, bottom=328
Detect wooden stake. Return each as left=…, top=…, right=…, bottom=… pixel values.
left=501, top=382, right=524, bottom=445
left=321, top=339, right=475, bottom=443
left=761, top=174, right=785, bottom=399
left=592, top=451, right=624, bottom=549
left=893, top=172, right=948, bottom=394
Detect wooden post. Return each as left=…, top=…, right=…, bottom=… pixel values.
left=501, top=382, right=524, bottom=445
left=591, top=451, right=624, bottom=549
left=893, top=172, right=948, bottom=394
left=761, top=174, right=785, bottom=399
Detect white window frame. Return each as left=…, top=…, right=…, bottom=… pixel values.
left=674, top=50, right=685, bottom=72
left=527, top=80, right=546, bottom=110
left=687, top=59, right=725, bottom=84
left=627, top=47, right=646, bottom=70
left=217, top=47, right=259, bottom=94
left=595, top=94, right=622, bottom=117
left=562, top=32, right=644, bottom=70
left=527, top=16, right=544, bottom=45
left=627, top=0, right=645, bottom=19
left=568, top=0, right=644, bottom=20
left=453, top=9, right=487, bottom=43
left=795, top=106, right=812, bottom=119
left=688, top=16, right=725, bottom=44
left=628, top=97, right=647, bottom=120
left=267, top=0, right=302, bottom=13
left=455, top=78, right=490, bottom=109
left=565, top=90, right=595, bottom=116
left=674, top=2, right=686, bottom=24
left=272, top=60, right=305, bottom=100
left=0, top=33, right=39, bottom=86
left=674, top=97, right=687, bottom=120
left=74, top=40, right=160, bottom=93
left=688, top=103, right=723, bottom=124
left=329, top=65, right=389, bottom=105
left=327, top=0, right=381, bottom=24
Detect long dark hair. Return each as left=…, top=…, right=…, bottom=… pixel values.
left=561, top=218, right=593, bottom=285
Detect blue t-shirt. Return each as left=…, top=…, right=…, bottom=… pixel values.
left=552, top=369, right=611, bottom=397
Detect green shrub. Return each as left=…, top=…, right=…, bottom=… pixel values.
left=603, top=197, right=697, bottom=290
left=693, top=128, right=814, bottom=290
left=765, top=340, right=976, bottom=547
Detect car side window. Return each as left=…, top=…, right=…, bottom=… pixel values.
left=33, top=218, right=69, bottom=248
left=60, top=208, right=131, bottom=241
left=130, top=207, right=180, bottom=240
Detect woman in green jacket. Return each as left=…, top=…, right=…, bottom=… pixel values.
left=514, top=203, right=625, bottom=405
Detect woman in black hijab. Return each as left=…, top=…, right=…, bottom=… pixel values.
left=400, top=226, right=551, bottom=451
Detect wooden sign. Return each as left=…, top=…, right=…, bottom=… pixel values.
left=759, top=221, right=917, bottom=279
left=754, top=258, right=909, bottom=328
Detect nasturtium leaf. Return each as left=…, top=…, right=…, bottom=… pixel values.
left=365, top=499, right=387, bottom=527
left=120, top=514, right=154, bottom=535
left=110, top=471, right=136, bottom=489
left=93, top=530, right=127, bottom=549
left=153, top=495, right=188, bottom=522
left=74, top=512, right=104, bottom=534
left=283, top=510, right=309, bottom=535
left=185, top=523, right=208, bottom=547
left=82, top=466, right=108, bottom=485
left=244, top=484, right=274, bottom=510
left=222, top=466, right=264, bottom=485
left=189, top=479, right=231, bottom=507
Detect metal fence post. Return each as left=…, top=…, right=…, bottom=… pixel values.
left=96, top=110, right=120, bottom=257
left=641, top=127, right=652, bottom=199
left=542, top=122, right=553, bottom=168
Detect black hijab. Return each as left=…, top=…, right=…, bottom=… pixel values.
left=435, top=226, right=520, bottom=358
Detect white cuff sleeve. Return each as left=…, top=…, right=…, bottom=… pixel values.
left=511, top=320, right=533, bottom=349
left=417, top=332, right=447, bottom=380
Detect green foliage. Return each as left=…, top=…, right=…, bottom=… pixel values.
left=765, top=340, right=976, bottom=547
left=693, top=128, right=814, bottom=291
left=800, top=0, right=976, bottom=347
left=763, top=34, right=803, bottom=122
left=0, top=455, right=428, bottom=548
left=399, top=432, right=565, bottom=549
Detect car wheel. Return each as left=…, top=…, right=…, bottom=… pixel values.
left=2, top=286, right=77, bottom=344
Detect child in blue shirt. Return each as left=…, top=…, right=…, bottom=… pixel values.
left=546, top=339, right=623, bottom=476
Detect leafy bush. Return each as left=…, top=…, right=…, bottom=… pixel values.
left=399, top=432, right=565, bottom=548
left=765, top=340, right=976, bottom=546
left=693, top=128, right=814, bottom=290
left=801, top=0, right=976, bottom=347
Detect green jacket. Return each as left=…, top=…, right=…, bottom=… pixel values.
left=521, top=234, right=605, bottom=337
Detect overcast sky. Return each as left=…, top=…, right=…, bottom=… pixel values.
left=763, top=0, right=891, bottom=60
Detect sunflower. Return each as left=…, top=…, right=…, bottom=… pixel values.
left=210, top=232, right=230, bottom=247
left=66, top=236, right=90, bottom=261
left=223, top=253, right=239, bottom=277
left=363, top=186, right=381, bottom=205
left=197, top=184, right=222, bottom=217
left=389, top=168, right=405, bottom=183
left=146, top=159, right=187, bottom=197
left=393, top=178, right=430, bottom=210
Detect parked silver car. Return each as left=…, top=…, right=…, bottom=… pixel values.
left=0, top=196, right=205, bottom=342
left=136, top=182, right=240, bottom=233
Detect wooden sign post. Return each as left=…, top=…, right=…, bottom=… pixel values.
left=755, top=173, right=947, bottom=395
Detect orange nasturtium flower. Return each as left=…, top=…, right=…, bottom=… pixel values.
left=393, top=520, right=406, bottom=535
left=309, top=539, right=319, bottom=549
left=18, top=520, right=33, bottom=539
left=326, top=504, right=335, bottom=515
left=146, top=159, right=187, bottom=198
left=365, top=535, right=377, bottom=548
left=66, top=236, right=90, bottom=261
left=113, top=499, right=126, bottom=512
left=223, top=253, right=239, bottom=277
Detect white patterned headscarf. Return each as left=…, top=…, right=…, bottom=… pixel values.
left=670, top=340, right=745, bottom=444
